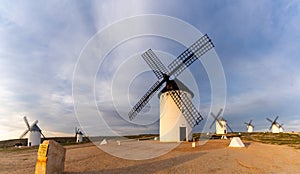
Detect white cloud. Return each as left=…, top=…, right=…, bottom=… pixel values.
left=1, top=1, right=300, bottom=140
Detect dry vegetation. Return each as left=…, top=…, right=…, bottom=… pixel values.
left=241, top=132, right=300, bottom=148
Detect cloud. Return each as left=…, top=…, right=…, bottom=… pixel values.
left=0, top=1, right=96, bottom=140
left=1, top=1, right=300, bottom=140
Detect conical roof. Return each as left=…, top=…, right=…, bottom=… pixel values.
left=219, top=117, right=227, bottom=122
left=158, top=78, right=194, bottom=98
left=30, top=124, right=41, bottom=132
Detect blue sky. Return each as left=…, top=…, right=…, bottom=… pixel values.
left=1, top=0, right=300, bottom=140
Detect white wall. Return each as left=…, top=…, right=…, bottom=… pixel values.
left=76, top=134, right=83, bottom=142
left=28, top=131, right=41, bottom=146
left=216, top=120, right=227, bottom=134
left=159, top=91, right=192, bottom=142
left=272, top=124, right=280, bottom=133
left=247, top=125, right=253, bottom=133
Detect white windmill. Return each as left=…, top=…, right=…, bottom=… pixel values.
left=244, top=120, right=254, bottom=133
left=209, top=108, right=233, bottom=139
left=19, top=116, right=45, bottom=146
left=75, top=127, right=83, bottom=143
left=128, top=35, right=214, bottom=142
left=266, top=116, right=283, bottom=133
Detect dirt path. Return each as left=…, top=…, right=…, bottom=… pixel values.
left=1, top=140, right=300, bottom=174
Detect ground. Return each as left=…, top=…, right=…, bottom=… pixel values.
left=0, top=139, right=300, bottom=174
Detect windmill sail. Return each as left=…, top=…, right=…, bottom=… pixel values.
left=168, top=90, right=203, bottom=127
left=128, top=34, right=214, bottom=128
left=209, top=108, right=223, bottom=129
left=142, top=49, right=169, bottom=79
left=129, top=80, right=165, bottom=120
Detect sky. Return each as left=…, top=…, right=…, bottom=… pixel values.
left=0, top=0, right=300, bottom=141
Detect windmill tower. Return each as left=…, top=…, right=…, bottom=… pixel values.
left=128, top=34, right=214, bottom=142
left=209, top=108, right=233, bottom=138
left=158, top=79, right=193, bottom=142
left=75, top=127, right=83, bottom=143
left=244, top=120, right=254, bottom=133
left=266, top=116, right=281, bottom=133
left=19, top=116, right=45, bottom=146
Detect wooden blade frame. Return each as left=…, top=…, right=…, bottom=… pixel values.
left=128, top=34, right=214, bottom=124
left=128, top=80, right=164, bottom=120
left=168, top=90, right=203, bottom=128
left=142, top=49, right=169, bottom=79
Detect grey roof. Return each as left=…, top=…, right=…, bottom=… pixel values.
left=30, top=124, right=41, bottom=132
left=158, top=78, right=194, bottom=98
left=219, top=117, right=227, bottom=122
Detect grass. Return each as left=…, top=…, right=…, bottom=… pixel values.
left=241, top=132, right=300, bottom=148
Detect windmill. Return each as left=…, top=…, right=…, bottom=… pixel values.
left=209, top=108, right=233, bottom=138
left=19, top=116, right=45, bottom=146
left=278, top=123, right=284, bottom=133
left=266, top=116, right=282, bottom=133
left=75, top=127, right=84, bottom=143
left=128, top=34, right=214, bottom=142
left=244, top=120, right=254, bottom=133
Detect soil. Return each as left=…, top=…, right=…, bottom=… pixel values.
left=0, top=139, right=299, bottom=174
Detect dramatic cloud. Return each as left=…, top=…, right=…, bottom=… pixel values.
left=1, top=0, right=300, bottom=140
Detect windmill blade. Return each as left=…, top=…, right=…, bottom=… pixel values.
left=19, top=129, right=29, bottom=139
left=274, top=116, right=279, bottom=123
left=128, top=80, right=165, bottom=120
left=269, top=123, right=273, bottom=130
left=269, top=125, right=273, bottom=130
left=168, top=90, right=203, bottom=127
left=244, top=122, right=249, bottom=125
left=227, top=123, right=234, bottom=133
left=266, top=118, right=273, bottom=123
left=216, top=120, right=224, bottom=128
left=216, top=108, right=223, bottom=118
left=280, top=124, right=284, bottom=130
left=209, top=113, right=223, bottom=129
left=278, top=123, right=284, bottom=129
left=249, top=120, right=252, bottom=125
left=29, top=120, right=38, bottom=129
left=168, top=34, right=212, bottom=71
left=209, top=108, right=223, bottom=129
left=209, top=113, right=218, bottom=129
left=142, top=49, right=169, bottom=79
left=23, top=116, right=30, bottom=129
left=171, top=41, right=214, bottom=78
left=41, top=132, right=46, bottom=139
left=168, top=34, right=214, bottom=78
